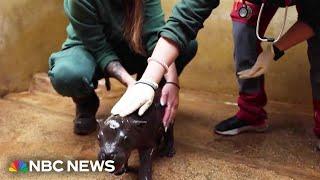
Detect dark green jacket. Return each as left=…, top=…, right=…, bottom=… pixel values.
left=63, top=0, right=165, bottom=71
left=63, top=0, right=220, bottom=71
left=160, top=0, right=219, bottom=51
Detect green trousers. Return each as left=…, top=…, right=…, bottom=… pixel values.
left=48, top=40, right=197, bottom=97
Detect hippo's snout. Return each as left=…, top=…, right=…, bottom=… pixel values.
left=99, top=151, right=117, bottom=161
left=98, top=148, right=118, bottom=160
left=98, top=148, right=128, bottom=175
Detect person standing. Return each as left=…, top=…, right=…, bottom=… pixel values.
left=235, top=0, right=320, bottom=147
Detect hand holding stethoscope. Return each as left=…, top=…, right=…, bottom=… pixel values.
left=237, top=0, right=289, bottom=79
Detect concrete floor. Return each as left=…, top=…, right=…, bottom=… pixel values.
left=1, top=73, right=320, bottom=180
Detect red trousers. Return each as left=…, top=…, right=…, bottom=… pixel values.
left=231, top=1, right=277, bottom=125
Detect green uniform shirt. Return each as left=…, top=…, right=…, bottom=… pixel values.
left=63, top=0, right=219, bottom=71
left=63, top=0, right=165, bottom=71
left=160, top=0, right=219, bottom=51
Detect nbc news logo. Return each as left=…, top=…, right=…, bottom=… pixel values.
left=9, top=160, right=28, bottom=173
left=9, top=160, right=115, bottom=173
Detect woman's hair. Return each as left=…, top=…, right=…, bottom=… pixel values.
left=123, top=0, right=145, bottom=55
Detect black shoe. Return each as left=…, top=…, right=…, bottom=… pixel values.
left=214, top=116, right=268, bottom=136
left=72, top=92, right=99, bottom=135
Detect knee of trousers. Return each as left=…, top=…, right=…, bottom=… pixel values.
left=175, top=40, right=198, bottom=75
left=48, top=60, right=95, bottom=97
left=232, top=21, right=260, bottom=68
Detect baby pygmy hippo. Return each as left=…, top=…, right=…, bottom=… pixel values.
left=97, top=89, right=175, bottom=180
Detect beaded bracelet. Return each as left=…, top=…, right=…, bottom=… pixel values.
left=147, top=58, right=169, bottom=73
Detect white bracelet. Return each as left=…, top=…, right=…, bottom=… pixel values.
left=147, top=57, right=169, bottom=73
left=136, top=79, right=159, bottom=90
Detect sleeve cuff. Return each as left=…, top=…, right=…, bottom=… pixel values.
left=97, top=53, right=119, bottom=72
left=159, top=23, right=191, bottom=53
left=159, top=31, right=184, bottom=52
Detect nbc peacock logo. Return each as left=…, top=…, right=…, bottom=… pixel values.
left=9, top=160, right=28, bottom=173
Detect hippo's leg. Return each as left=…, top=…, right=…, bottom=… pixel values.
left=138, top=148, right=154, bottom=180
left=159, top=123, right=176, bottom=157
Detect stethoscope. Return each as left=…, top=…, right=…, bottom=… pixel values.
left=238, top=0, right=289, bottom=43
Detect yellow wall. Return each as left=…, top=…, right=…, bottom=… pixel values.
left=0, top=0, right=67, bottom=96
left=0, top=0, right=312, bottom=104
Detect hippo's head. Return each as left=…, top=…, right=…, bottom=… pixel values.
left=97, top=115, right=148, bottom=175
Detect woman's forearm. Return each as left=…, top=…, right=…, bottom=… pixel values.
left=105, top=61, right=135, bottom=86
left=141, top=37, right=180, bottom=83
left=274, top=21, right=315, bottom=51
left=164, top=63, right=179, bottom=83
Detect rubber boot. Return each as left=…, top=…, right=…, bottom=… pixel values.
left=72, top=92, right=99, bottom=135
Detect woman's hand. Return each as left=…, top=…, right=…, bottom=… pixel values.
left=111, top=81, right=156, bottom=117
left=105, top=61, right=136, bottom=87
left=111, top=37, right=180, bottom=117
left=237, top=43, right=274, bottom=79
left=161, top=82, right=180, bottom=130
